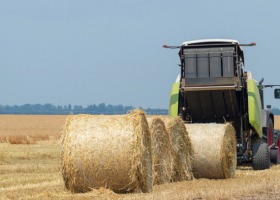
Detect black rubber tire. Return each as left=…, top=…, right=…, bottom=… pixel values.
left=263, top=118, right=274, bottom=145
left=271, top=148, right=279, bottom=164
left=252, top=142, right=270, bottom=170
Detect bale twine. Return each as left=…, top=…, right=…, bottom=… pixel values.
left=161, top=116, right=193, bottom=181
left=147, top=117, right=173, bottom=185
left=185, top=123, right=237, bottom=179
left=61, top=109, right=153, bottom=193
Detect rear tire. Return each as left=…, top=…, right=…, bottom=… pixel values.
left=252, top=142, right=270, bottom=170
left=271, top=134, right=280, bottom=164
left=271, top=148, right=279, bottom=164
left=265, top=118, right=274, bottom=146
left=263, top=118, right=275, bottom=164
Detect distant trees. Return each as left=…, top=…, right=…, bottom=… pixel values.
left=1, top=103, right=280, bottom=116
left=0, top=103, right=168, bottom=115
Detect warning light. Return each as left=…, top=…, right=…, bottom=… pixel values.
left=251, top=42, right=256, bottom=46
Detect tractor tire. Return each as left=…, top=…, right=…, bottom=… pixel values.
left=263, top=117, right=274, bottom=146
left=271, top=135, right=280, bottom=164
left=252, top=142, right=270, bottom=170
left=270, top=148, right=279, bottom=164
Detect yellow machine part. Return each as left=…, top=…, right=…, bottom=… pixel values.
left=169, top=82, right=180, bottom=117
left=247, top=79, right=262, bottom=138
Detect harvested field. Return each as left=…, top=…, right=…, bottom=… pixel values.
left=1, top=115, right=280, bottom=199
left=274, top=115, right=280, bottom=130
left=0, top=115, right=66, bottom=143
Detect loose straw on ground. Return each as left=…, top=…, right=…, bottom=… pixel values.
left=61, top=109, right=153, bottom=193
left=185, top=123, right=237, bottom=179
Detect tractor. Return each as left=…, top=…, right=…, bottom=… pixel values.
left=164, top=39, right=280, bottom=169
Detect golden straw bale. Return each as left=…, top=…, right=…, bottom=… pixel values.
left=61, top=109, right=153, bottom=193
left=161, top=116, right=193, bottom=181
left=147, top=117, right=173, bottom=185
left=185, top=123, right=237, bottom=179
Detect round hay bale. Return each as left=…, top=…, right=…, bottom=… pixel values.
left=161, top=116, right=193, bottom=181
left=147, top=117, right=173, bottom=185
left=185, top=123, right=237, bottom=179
left=61, top=109, right=153, bottom=193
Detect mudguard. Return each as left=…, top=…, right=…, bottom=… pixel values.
left=262, top=109, right=274, bottom=129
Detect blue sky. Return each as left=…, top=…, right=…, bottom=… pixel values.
left=0, top=1, right=280, bottom=109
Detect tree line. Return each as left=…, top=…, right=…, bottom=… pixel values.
left=0, top=103, right=279, bottom=116
left=0, top=103, right=168, bottom=115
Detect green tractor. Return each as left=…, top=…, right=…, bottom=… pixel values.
left=165, top=39, right=280, bottom=169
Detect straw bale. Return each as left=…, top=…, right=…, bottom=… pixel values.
left=161, top=116, right=193, bottom=181
left=185, top=123, right=237, bottom=179
left=147, top=117, right=173, bottom=185
left=61, top=109, right=153, bottom=193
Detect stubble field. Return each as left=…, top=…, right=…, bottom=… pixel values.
left=1, top=115, right=280, bottom=200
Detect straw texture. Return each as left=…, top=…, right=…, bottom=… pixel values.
left=161, top=116, right=193, bottom=181
left=185, top=123, right=237, bottom=179
left=61, top=109, right=153, bottom=193
left=147, top=117, right=173, bottom=185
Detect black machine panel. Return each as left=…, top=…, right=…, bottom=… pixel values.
left=182, top=45, right=240, bottom=123
left=184, top=47, right=235, bottom=78
left=185, top=90, right=239, bottom=123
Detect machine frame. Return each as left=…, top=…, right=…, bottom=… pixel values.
left=165, top=39, right=280, bottom=168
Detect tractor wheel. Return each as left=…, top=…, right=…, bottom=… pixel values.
left=277, top=136, right=280, bottom=164
left=270, top=148, right=279, bottom=164
left=252, top=142, right=270, bottom=170
left=266, top=118, right=274, bottom=147
left=271, top=136, right=280, bottom=164
left=270, top=133, right=280, bottom=165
